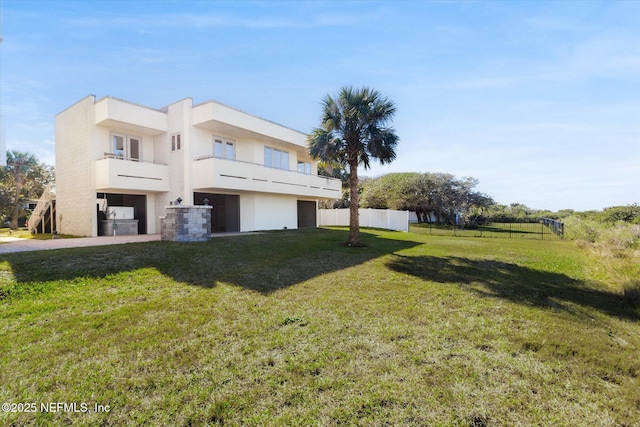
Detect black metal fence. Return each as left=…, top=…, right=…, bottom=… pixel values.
left=411, top=219, right=564, bottom=240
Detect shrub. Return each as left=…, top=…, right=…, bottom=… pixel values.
left=564, top=216, right=600, bottom=243
left=564, top=217, right=640, bottom=249
left=600, top=224, right=640, bottom=250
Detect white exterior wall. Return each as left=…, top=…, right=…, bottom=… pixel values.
left=58, top=96, right=173, bottom=236
left=55, top=96, right=97, bottom=236
left=190, top=125, right=213, bottom=160
left=56, top=95, right=338, bottom=236
left=179, top=100, right=193, bottom=205
left=92, top=126, right=154, bottom=163
left=95, top=100, right=170, bottom=236
left=243, top=138, right=262, bottom=164
left=152, top=129, right=172, bottom=232
left=146, top=195, right=157, bottom=234
left=165, top=99, right=190, bottom=205
left=239, top=194, right=256, bottom=232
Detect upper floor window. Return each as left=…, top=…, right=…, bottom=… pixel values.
left=298, top=161, right=311, bottom=174
left=264, top=146, right=289, bottom=170
left=171, top=133, right=181, bottom=151
left=112, top=133, right=140, bottom=161
left=213, top=137, right=235, bottom=160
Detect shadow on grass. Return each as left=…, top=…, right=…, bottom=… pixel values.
left=1, top=228, right=418, bottom=296
left=386, top=254, right=639, bottom=321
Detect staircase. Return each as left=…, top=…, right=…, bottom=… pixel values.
left=28, top=185, right=56, bottom=234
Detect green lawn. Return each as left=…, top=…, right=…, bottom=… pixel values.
left=1, top=228, right=638, bottom=426
left=0, top=228, right=74, bottom=241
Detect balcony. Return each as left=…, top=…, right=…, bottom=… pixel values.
left=192, top=100, right=307, bottom=148
left=192, top=157, right=342, bottom=199
left=94, top=97, right=167, bottom=135
left=94, top=156, right=170, bottom=193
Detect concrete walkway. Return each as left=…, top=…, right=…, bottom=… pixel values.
left=0, top=234, right=161, bottom=254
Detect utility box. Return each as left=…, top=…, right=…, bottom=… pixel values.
left=106, top=206, right=135, bottom=220
left=100, top=206, right=138, bottom=236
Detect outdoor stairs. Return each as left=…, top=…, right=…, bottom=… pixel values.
left=28, top=186, right=56, bottom=234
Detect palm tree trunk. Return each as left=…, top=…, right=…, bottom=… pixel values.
left=347, top=156, right=360, bottom=246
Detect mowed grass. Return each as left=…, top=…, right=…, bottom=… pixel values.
left=1, top=228, right=639, bottom=426
left=0, top=228, right=74, bottom=241
left=411, top=222, right=563, bottom=240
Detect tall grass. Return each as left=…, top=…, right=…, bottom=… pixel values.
left=564, top=217, right=640, bottom=249
left=563, top=216, right=640, bottom=313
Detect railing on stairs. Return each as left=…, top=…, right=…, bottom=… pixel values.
left=28, top=185, right=55, bottom=234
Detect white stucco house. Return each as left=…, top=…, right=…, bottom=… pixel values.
left=55, top=95, right=342, bottom=237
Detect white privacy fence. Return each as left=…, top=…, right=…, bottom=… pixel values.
left=319, top=208, right=410, bottom=232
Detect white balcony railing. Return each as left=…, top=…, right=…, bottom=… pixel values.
left=94, top=156, right=170, bottom=193
left=192, top=156, right=342, bottom=199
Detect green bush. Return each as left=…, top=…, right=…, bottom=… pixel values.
left=598, top=204, right=640, bottom=224
left=600, top=224, right=640, bottom=250
left=564, top=216, right=640, bottom=249
left=564, top=216, right=601, bottom=243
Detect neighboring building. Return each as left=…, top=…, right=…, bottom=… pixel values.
left=55, top=95, right=342, bottom=237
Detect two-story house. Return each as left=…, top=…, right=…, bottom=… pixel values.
left=55, top=95, right=342, bottom=237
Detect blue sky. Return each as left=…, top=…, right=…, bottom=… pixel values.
left=1, top=0, right=638, bottom=211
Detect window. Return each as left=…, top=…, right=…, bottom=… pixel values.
left=129, top=137, right=140, bottom=161
left=264, top=146, right=272, bottom=166
left=113, top=134, right=125, bottom=157
left=171, top=133, right=181, bottom=151
left=298, top=161, right=311, bottom=174
left=214, top=139, right=223, bottom=157
left=264, top=146, right=289, bottom=170
left=112, top=133, right=141, bottom=160
left=273, top=149, right=281, bottom=168
left=225, top=142, right=235, bottom=160
left=213, top=137, right=235, bottom=160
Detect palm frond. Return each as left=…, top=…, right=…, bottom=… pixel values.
left=308, top=85, right=399, bottom=169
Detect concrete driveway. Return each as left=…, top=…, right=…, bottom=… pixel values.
left=0, top=234, right=161, bottom=254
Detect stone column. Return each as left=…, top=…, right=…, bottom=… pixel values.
left=160, top=205, right=212, bottom=242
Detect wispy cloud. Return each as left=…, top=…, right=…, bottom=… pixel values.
left=446, top=19, right=640, bottom=90
left=65, top=7, right=377, bottom=32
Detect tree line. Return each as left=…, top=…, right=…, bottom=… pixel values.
left=0, top=151, right=55, bottom=229
left=320, top=169, right=640, bottom=227
left=318, top=170, right=495, bottom=226
left=358, top=172, right=493, bottom=226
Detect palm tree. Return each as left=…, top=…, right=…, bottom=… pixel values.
left=308, top=86, right=399, bottom=246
